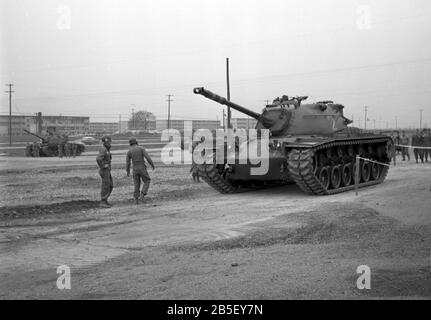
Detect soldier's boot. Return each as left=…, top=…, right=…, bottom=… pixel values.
left=100, top=200, right=112, bottom=208
left=140, top=192, right=147, bottom=203
left=134, top=199, right=139, bottom=205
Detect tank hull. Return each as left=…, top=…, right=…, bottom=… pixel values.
left=196, top=133, right=394, bottom=195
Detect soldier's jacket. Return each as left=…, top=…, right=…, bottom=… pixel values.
left=399, top=136, right=410, bottom=146
left=412, top=135, right=423, bottom=146
left=96, top=146, right=112, bottom=170
left=126, top=145, right=154, bottom=172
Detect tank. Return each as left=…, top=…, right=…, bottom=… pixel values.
left=24, top=130, right=85, bottom=157
left=192, top=87, right=394, bottom=195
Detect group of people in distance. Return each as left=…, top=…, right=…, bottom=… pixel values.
left=393, top=129, right=431, bottom=163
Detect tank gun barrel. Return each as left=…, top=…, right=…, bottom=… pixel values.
left=193, top=87, right=260, bottom=120
left=24, top=130, right=45, bottom=141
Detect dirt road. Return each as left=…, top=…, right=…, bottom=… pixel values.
left=0, top=157, right=430, bottom=299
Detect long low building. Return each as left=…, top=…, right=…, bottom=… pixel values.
left=156, top=119, right=221, bottom=132
left=88, top=122, right=119, bottom=135
left=0, top=115, right=90, bottom=136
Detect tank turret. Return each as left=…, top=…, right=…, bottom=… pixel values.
left=194, top=87, right=353, bottom=136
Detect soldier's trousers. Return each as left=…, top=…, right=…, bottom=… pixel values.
left=58, top=144, right=64, bottom=158
left=99, top=169, right=113, bottom=201
left=133, top=167, right=151, bottom=200
left=401, top=147, right=410, bottom=161
left=414, top=149, right=424, bottom=163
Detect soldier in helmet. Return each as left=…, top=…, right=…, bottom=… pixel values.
left=33, top=141, right=41, bottom=158
left=72, top=143, right=78, bottom=158
left=65, top=142, right=72, bottom=158
left=126, top=137, right=155, bottom=205
left=190, top=136, right=205, bottom=182
left=399, top=131, right=410, bottom=161
left=412, top=129, right=424, bottom=163
left=427, top=129, right=431, bottom=161
left=423, top=129, right=430, bottom=162
left=96, top=136, right=113, bottom=208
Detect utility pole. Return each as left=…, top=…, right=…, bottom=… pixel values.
left=132, top=108, right=135, bottom=130
left=5, top=84, right=14, bottom=146
left=119, top=114, right=122, bottom=133
left=166, top=94, right=173, bottom=130
left=395, top=116, right=398, bottom=129
left=265, top=100, right=270, bottom=106
left=419, top=109, right=423, bottom=130
left=226, top=58, right=231, bottom=129
left=130, top=104, right=136, bottom=131
left=363, top=106, right=368, bottom=130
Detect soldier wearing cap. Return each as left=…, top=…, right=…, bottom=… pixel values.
left=126, top=137, right=155, bottom=204
left=96, top=136, right=113, bottom=208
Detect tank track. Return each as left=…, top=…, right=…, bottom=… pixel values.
left=197, top=137, right=391, bottom=195
left=197, top=164, right=238, bottom=194
left=287, top=138, right=390, bottom=195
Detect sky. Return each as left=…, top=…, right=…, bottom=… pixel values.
left=1, top=0, right=431, bottom=128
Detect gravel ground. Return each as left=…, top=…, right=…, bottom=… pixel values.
left=0, top=156, right=430, bottom=299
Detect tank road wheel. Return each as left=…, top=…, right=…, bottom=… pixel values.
left=370, top=162, right=381, bottom=180
left=361, top=161, right=371, bottom=183
left=341, top=164, right=352, bottom=186
left=318, top=166, right=331, bottom=190
left=330, top=165, right=342, bottom=189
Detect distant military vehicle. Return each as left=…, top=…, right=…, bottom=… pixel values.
left=192, top=87, right=394, bottom=195
left=24, top=130, right=85, bottom=157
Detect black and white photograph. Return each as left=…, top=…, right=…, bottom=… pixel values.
left=1, top=0, right=431, bottom=306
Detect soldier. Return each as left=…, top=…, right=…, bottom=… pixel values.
left=427, top=129, right=431, bottom=161
left=72, top=143, right=78, bottom=158
left=126, top=137, right=155, bottom=205
left=65, top=142, right=72, bottom=158
left=399, top=131, right=410, bottom=161
left=58, top=143, right=64, bottom=158
left=423, top=129, right=430, bottom=163
left=412, top=129, right=424, bottom=163
left=33, top=142, right=41, bottom=158
left=25, top=143, right=33, bottom=157
left=96, top=136, right=113, bottom=208
left=190, top=137, right=204, bottom=182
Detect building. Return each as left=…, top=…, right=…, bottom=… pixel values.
left=0, top=114, right=90, bottom=136
left=0, top=115, right=37, bottom=136
left=231, top=118, right=258, bottom=130
left=41, top=116, right=90, bottom=135
left=88, top=122, right=119, bottom=135
left=156, top=119, right=221, bottom=132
